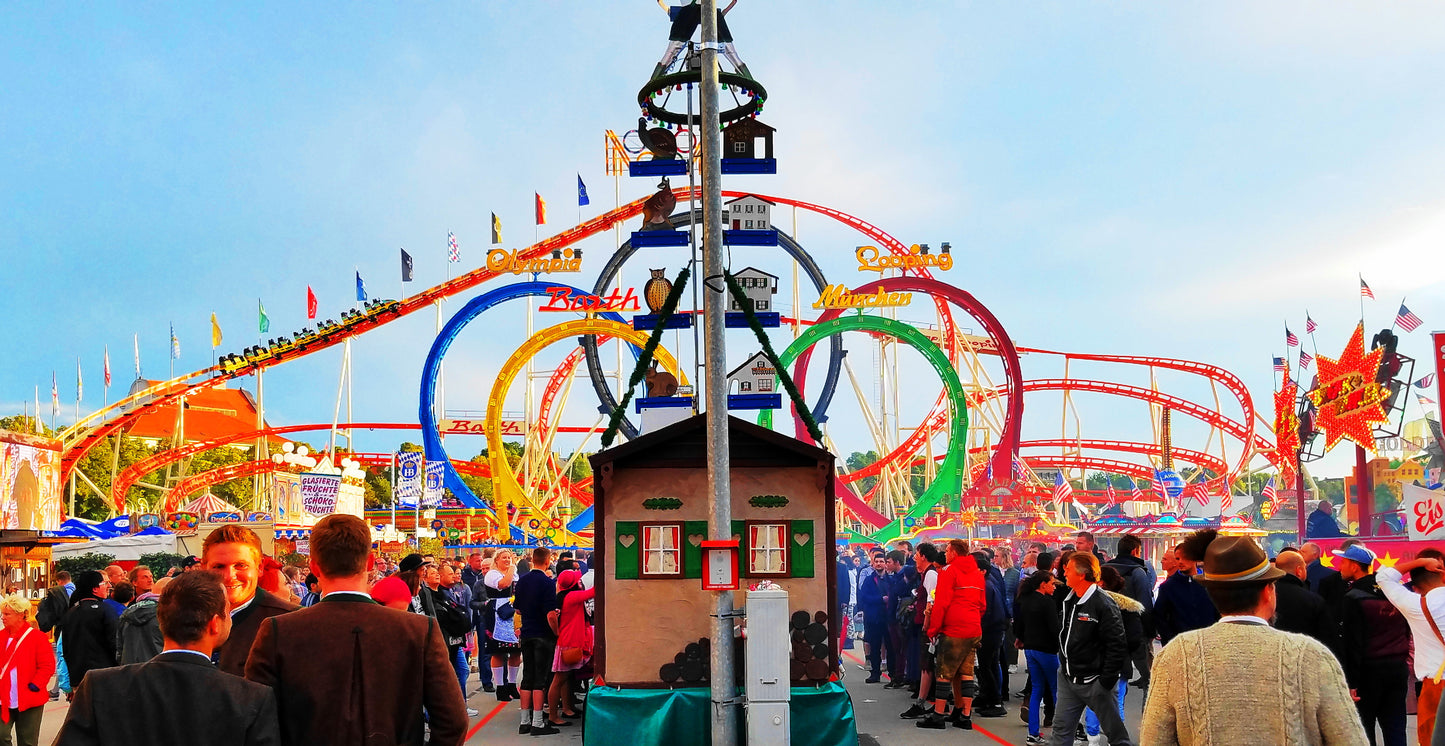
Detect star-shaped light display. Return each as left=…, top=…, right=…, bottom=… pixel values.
left=1306, top=324, right=1390, bottom=453
left=1274, top=379, right=1301, bottom=485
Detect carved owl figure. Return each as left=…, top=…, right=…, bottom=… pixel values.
left=644, top=268, right=673, bottom=313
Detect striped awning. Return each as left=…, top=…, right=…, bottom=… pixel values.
left=1090, top=526, right=1191, bottom=536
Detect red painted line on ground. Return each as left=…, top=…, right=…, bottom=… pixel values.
left=845, top=647, right=1011, bottom=745
left=840, top=649, right=889, bottom=679
left=466, top=701, right=509, bottom=740
left=972, top=724, right=1013, bottom=745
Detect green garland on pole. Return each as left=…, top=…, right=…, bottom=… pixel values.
left=600, top=266, right=692, bottom=448
left=723, top=271, right=825, bottom=443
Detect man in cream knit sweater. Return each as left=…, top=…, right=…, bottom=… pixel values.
left=1141, top=530, right=1367, bottom=746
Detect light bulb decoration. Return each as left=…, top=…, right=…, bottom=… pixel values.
left=1306, top=323, right=1390, bottom=453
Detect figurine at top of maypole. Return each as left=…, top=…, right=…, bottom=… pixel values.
left=651, top=0, right=751, bottom=80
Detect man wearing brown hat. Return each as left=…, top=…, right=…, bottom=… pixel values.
left=1141, top=530, right=1367, bottom=745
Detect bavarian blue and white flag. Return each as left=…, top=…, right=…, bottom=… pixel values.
left=395, top=451, right=424, bottom=507
left=422, top=460, right=446, bottom=508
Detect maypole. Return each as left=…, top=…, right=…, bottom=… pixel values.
left=699, top=1, right=736, bottom=741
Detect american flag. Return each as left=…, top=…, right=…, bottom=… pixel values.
left=1299, top=350, right=1313, bottom=370
left=1186, top=480, right=1209, bottom=507
left=1053, top=471, right=1074, bottom=503
left=1104, top=480, right=1118, bottom=507
left=1416, top=374, right=1436, bottom=389
left=448, top=232, right=459, bottom=263
left=1151, top=470, right=1169, bottom=500
left=985, top=458, right=994, bottom=484
left=1305, top=314, right=1318, bottom=334
left=1261, top=476, right=1277, bottom=503
left=1421, top=394, right=1438, bottom=407
left=1286, top=326, right=1299, bottom=347
left=103, top=347, right=111, bottom=388
left=1273, top=356, right=1287, bottom=373
left=1011, top=455, right=1024, bottom=481
left=1395, top=303, right=1423, bottom=332
left=1360, top=277, right=1375, bottom=300
left=1217, top=479, right=1232, bottom=511
left=1130, top=479, right=1143, bottom=502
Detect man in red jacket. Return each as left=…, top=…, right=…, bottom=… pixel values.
left=917, top=538, right=987, bottom=731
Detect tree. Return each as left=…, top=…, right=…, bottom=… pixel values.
left=845, top=450, right=881, bottom=495
left=0, top=415, right=51, bottom=437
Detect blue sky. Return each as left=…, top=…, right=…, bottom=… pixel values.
left=3, top=2, right=1443, bottom=481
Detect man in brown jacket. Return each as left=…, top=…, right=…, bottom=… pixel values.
left=245, top=514, right=468, bottom=746
left=204, top=525, right=298, bottom=676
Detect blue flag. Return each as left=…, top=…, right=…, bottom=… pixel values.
left=577, top=174, right=590, bottom=207
left=355, top=270, right=367, bottom=302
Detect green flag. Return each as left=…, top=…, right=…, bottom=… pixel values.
left=258, top=299, right=270, bottom=334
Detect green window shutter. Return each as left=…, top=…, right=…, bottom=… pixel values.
left=683, top=521, right=708, bottom=579
left=733, top=520, right=748, bottom=577
left=790, top=519, right=815, bottom=578
left=615, top=521, right=639, bottom=580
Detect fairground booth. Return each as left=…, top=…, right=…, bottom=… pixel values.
left=586, top=413, right=856, bottom=746
left=0, top=429, right=72, bottom=603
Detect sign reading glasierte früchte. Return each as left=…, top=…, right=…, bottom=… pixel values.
left=299, top=473, right=342, bottom=515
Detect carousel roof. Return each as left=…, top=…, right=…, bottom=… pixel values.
left=180, top=492, right=240, bottom=516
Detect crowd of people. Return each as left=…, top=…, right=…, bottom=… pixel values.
left=10, top=514, right=1444, bottom=745
left=837, top=529, right=1445, bottom=745
left=3, top=517, right=597, bottom=745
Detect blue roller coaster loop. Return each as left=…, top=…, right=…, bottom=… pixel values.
left=419, top=281, right=637, bottom=511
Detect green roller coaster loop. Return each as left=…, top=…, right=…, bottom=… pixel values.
left=757, top=314, right=969, bottom=543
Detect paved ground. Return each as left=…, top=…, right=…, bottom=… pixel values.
left=33, top=655, right=1416, bottom=745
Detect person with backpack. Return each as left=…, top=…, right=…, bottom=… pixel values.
left=434, top=562, right=479, bottom=717
left=36, top=571, right=72, bottom=701
left=1102, top=534, right=1156, bottom=690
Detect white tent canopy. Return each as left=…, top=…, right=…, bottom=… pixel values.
left=50, top=533, right=178, bottom=562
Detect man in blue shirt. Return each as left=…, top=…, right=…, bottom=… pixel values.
left=512, top=547, right=559, bottom=735
left=1306, top=500, right=1347, bottom=538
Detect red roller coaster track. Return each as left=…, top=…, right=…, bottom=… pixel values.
left=60, top=190, right=954, bottom=495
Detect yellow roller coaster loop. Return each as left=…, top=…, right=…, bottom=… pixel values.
left=485, top=318, right=688, bottom=533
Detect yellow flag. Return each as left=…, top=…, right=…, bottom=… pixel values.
left=211, top=313, right=223, bottom=347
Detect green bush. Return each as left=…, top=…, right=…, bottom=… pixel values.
left=53, top=552, right=117, bottom=577
left=137, top=552, right=189, bottom=578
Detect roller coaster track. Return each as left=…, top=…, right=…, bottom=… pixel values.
left=62, top=188, right=942, bottom=488
left=113, top=423, right=420, bottom=513
left=165, top=452, right=497, bottom=511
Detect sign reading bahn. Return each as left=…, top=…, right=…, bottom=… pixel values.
left=538, top=286, right=641, bottom=313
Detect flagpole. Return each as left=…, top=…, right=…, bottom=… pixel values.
left=1307, top=309, right=1320, bottom=359
left=1359, top=274, right=1366, bottom=344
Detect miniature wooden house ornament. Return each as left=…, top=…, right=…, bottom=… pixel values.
left=589, top=413, right=837, bottom=688
left=729, top=266, right=777, bottom=312
left=723, top=119, right=775, bottom=161
left=724, top=196, right=774, bottom=231
left=727, top=351, right=782, bottom=410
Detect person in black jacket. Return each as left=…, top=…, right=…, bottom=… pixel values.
left=52, top=570, right=280, bottom=746
left=58, top=571, right=118, bottom=690
left=972, top=552, right=1009, bottom=718
left=1335, top=544, right=1410, bottom=746
left=37, top=571, right=72, bottom=700
left=1271, top=550, right=1340, bottom=658
left=1153, top=544, right=1219, bottom=646
left=1049, top=552, right=1134, bottom=746
left=1014, top=558, right=1060, bottom=745
left=1103, top=535, right=1156, bottom=689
